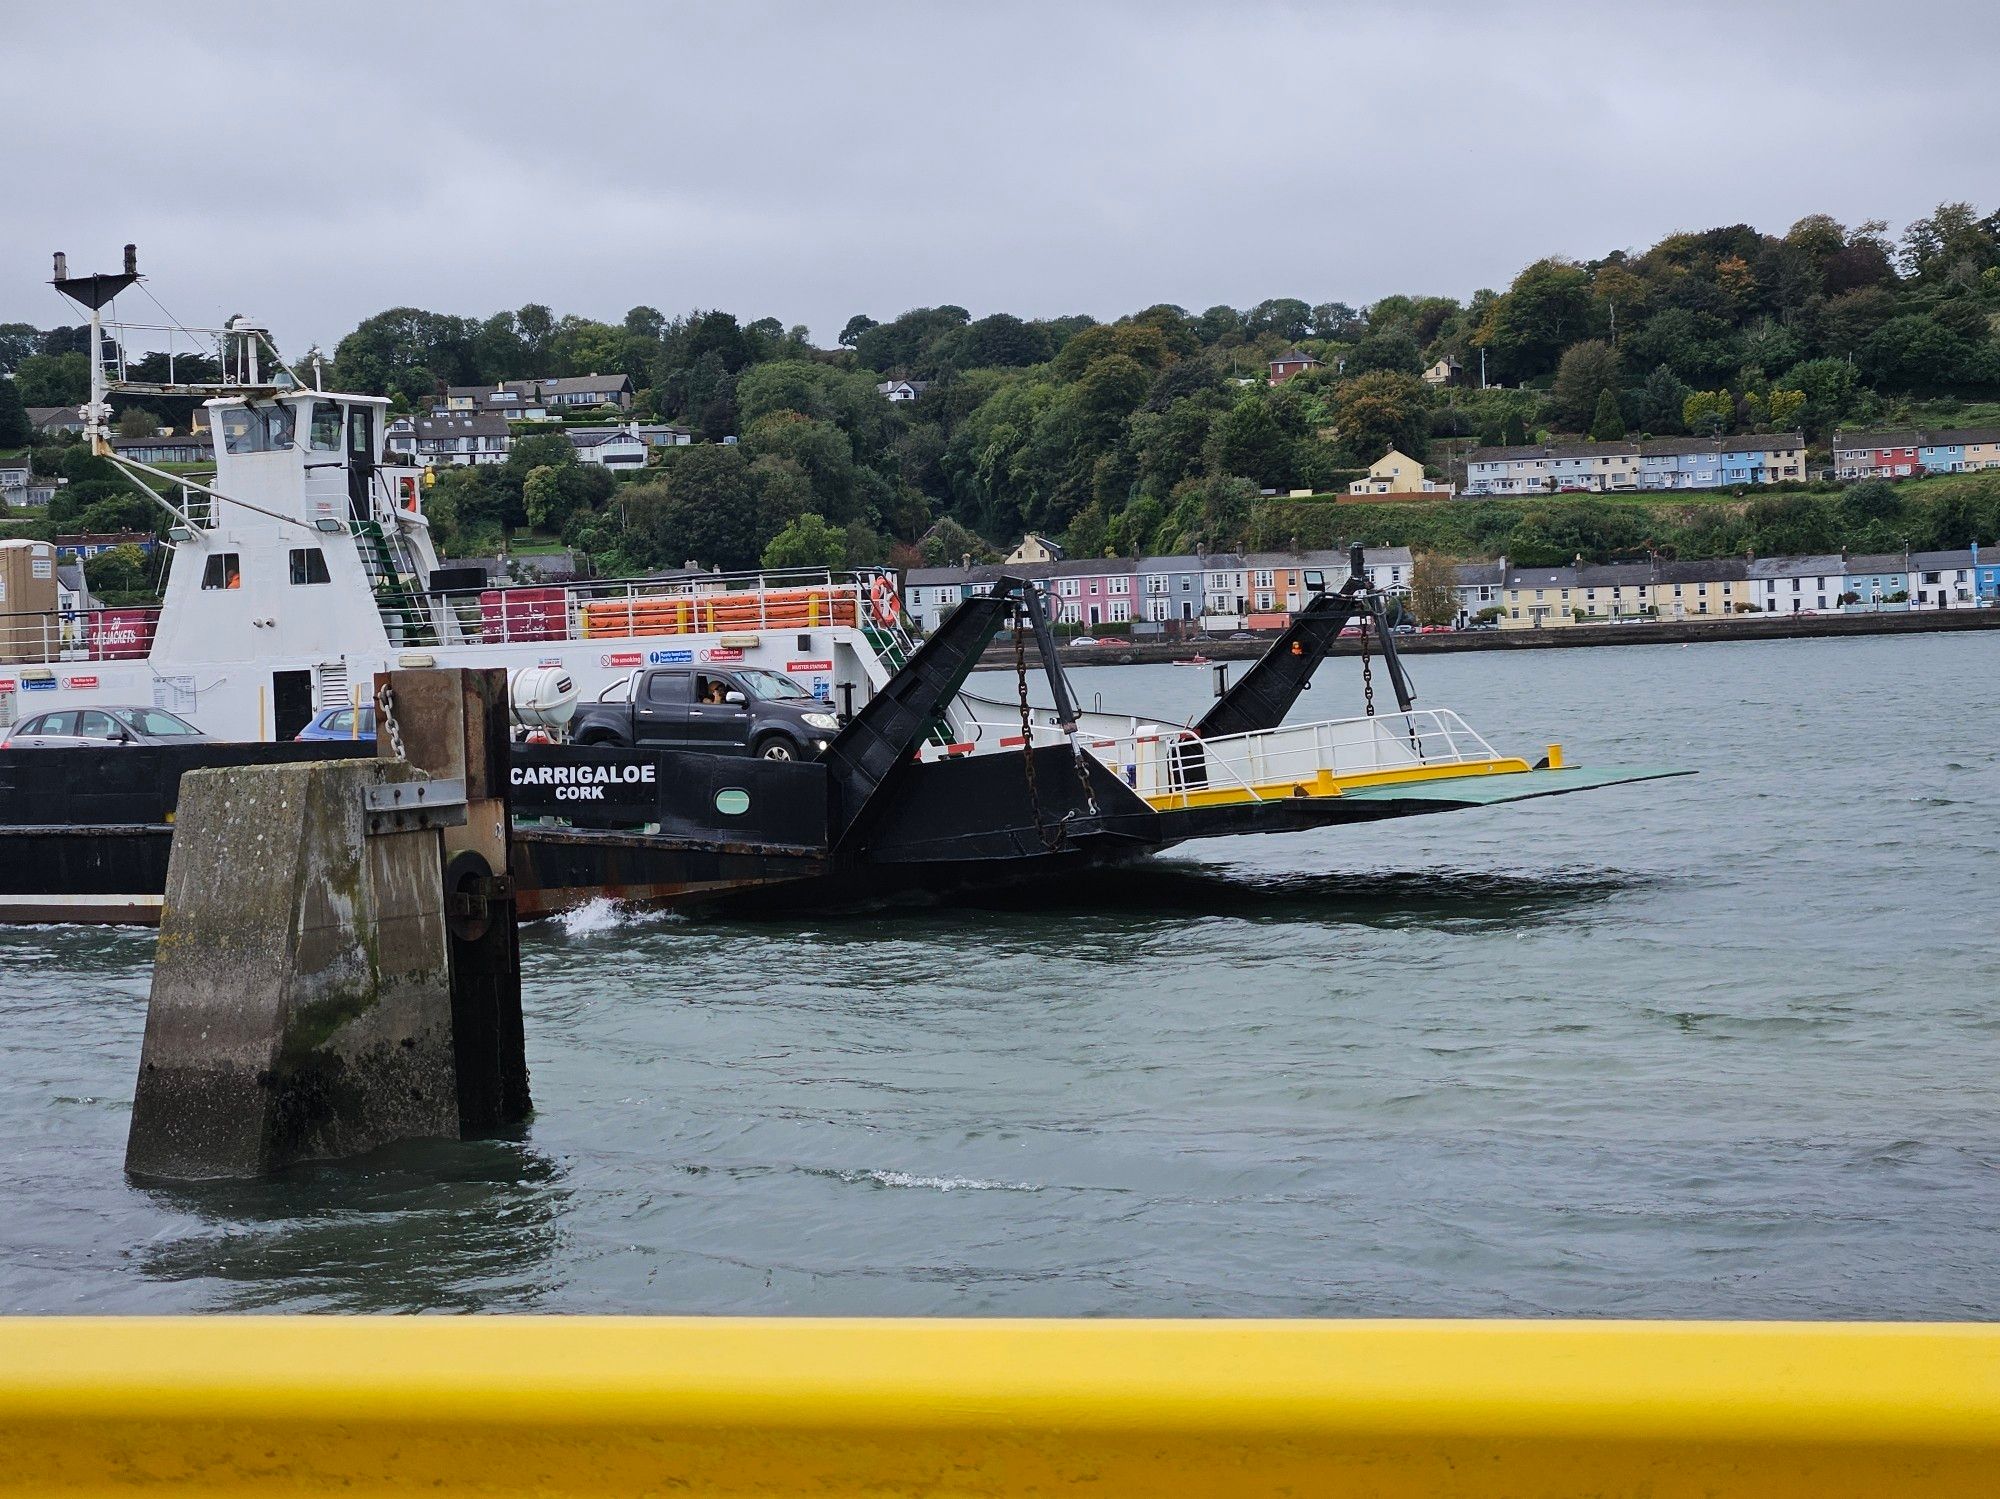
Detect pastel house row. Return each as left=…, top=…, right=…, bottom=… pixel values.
left=1466, top=434, right=1806, bottom=496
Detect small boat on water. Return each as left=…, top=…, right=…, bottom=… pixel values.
left=1170, top=654, right=1212, bottom=667
left=0, top=248, right=1688, bottom=923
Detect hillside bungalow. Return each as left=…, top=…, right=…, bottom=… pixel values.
left=387, top=413, right=512, bottom=467
left=109, top=433, right=212, bottom=464
left=0, top=454, right=31, bottom=507
left=536, top=374, right=634, bottom=411
left=1421, top=357, right=1463, bottom=388
left=1348, top=449, right=1453, bottom=497
left=876, top=379, right=931, bottom=403
left=1005, top=533, right=1064, bottom=566
left=53, top=531, right=157, bottom=559
left=26, top=406, right=86, bottom=436
left=1268, top=349, right=1321, bottom=384
left=439, top=383, right=550, bottom=420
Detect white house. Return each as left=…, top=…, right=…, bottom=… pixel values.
left=876, top=379, right=931, bottom=403
left=1452, top=559, right=1506, bottom=626
left=1747, top=554, right=1844, bottom=615
left=1202, top=553, right=1248, bottom=626
left=1464, top=444, right=1551, bottom=496
left=570, top=428, right=649, bottom=468
left=1909, top=549, right=1978, bottom=610
left=387, top=413, right=512, bottom=467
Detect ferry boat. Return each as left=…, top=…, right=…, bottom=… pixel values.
left=0, top=250, right=1687, bottom=923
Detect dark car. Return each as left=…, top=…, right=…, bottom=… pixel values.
left=296, top=705, right=377, bottom=742
left=569, top=666, right=842, bottom=760
left=1, top=705, right=212, bottom=748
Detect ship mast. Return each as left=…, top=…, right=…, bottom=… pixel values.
left=50, top=245, right=313, bottom=534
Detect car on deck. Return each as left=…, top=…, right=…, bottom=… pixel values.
left=568, top=666, right=842, bottom=760
left=0, top=706, right=213, bottom=748
left=295, top=705, right=377, bottom=742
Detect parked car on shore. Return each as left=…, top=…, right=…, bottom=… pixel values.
left=0, top=706, right=212, bottom=748
left=1070, top=636, right=1101, bottom=647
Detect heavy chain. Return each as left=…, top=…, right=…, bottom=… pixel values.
left=374, top=681, right=428, bottom=776
left=1014, top=616, right=1060, bottom=851
left=1359, top=614, right=1376, bottom=718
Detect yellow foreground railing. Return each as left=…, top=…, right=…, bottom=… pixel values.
left=4, top=1318, right=1998, bottom=1497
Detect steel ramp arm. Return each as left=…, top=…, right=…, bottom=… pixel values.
left=1193, top=581, right=1368, bottom=739
left=821, top=583, right=1018, bottom=840
left=1364, top=593, right=1418, bottom=714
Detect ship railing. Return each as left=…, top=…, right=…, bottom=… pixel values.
left=1082, top=709, right=1510, bottom=808
left=417, top=567, right=884, bottom=648
left=0, top=604, right=163, bottom=666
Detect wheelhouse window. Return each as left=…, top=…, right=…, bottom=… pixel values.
left=288, top=548, right=331, bottom=585
left=201, top=553, right=243, bottom=590
left=219, top=403, right=296, bottom=454
left=309, top=401, right=344, bottom=451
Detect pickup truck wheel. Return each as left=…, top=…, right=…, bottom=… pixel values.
left=753, top=735, right=799, bottom=761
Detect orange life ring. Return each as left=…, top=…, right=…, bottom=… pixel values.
left=870, top=574, right=898, bottom=626
left=398, top=476, right=419, bottom=511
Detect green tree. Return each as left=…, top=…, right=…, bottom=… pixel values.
left=1408, top=552, right=1459, bottom=625
left=1210, top=393, right=1292, bottom=486
left=522, top=465, right=563, bottom=530
left=116, top=405, right=159, bottom=439
left=83, top=543, right=153, bottom=600
left=1472, top=258, right=1595, bottom=382
left=761, top=513, right=847, bottom=569
left=1764, top=388, right=1805, bottom=430
left=1636, top=365, right=1690, bottom=434
left=1588, top=389, right=1626, bottom=441
left=1329, top=371, right=1429, bottom=462
left=11, top=353, right=89, bottom=408
left=1682, top=389, right=1733, bottom=435
left=1500, top=411, right=1528, bottom=446
left=0, top=375, right=29, bottom=447
left=1551, top=340, right=1622, bottom=429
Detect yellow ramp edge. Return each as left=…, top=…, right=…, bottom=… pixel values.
left=4, top=1318, right=2000, bottom=1496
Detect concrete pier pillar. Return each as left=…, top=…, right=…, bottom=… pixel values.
left=125, top=758, right=463, bottom=1179
left=125, top=667, right=528, bottom=1180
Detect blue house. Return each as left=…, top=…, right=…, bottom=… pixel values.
left=1637, top=438, right=1720, bottom=491
left=1918, top=438, right=1966, bottom=473
left=1971, top=541, right=1999, bottom=605
left=1136, top=554, right=1207, bottom=628
left=1842, top=552, right=1912, bottom=610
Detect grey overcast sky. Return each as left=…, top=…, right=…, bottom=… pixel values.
left=4, top=0, right=1995, bottom=354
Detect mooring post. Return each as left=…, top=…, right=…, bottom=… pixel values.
left=125, top=668, right=527, bottom=1180
left=373, top=667, right=528, bottom=1130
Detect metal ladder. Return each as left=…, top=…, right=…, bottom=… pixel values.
left=861, top=609, right=960, bottom=751
left=353, top=515, right=437, bottom=647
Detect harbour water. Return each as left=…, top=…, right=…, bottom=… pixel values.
left=2, top=634, right=1995, bottom=1315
